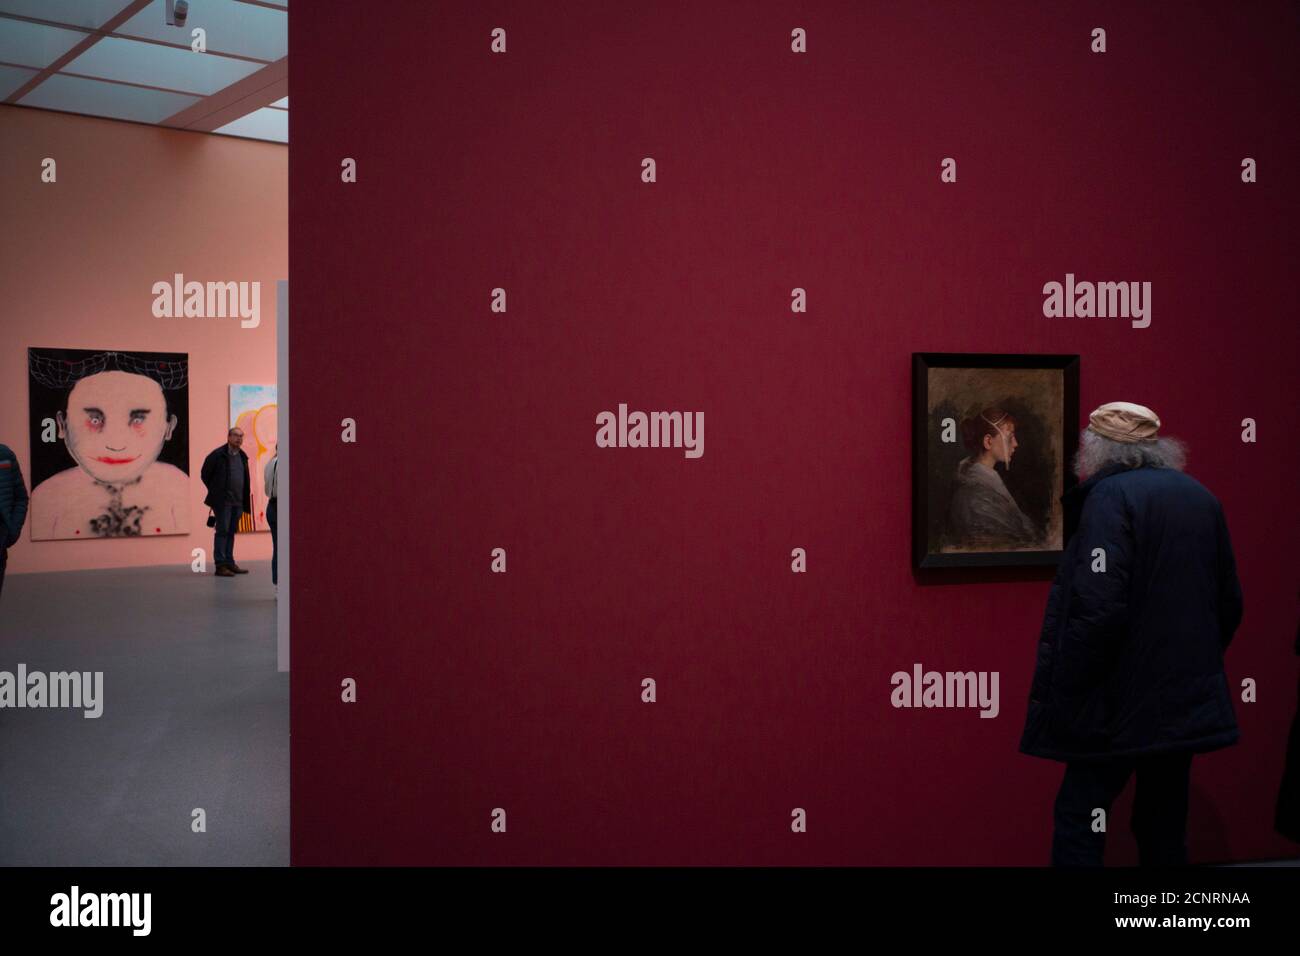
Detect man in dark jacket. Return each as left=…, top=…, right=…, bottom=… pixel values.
left=1020, top=402, right=1243, bottom=866
left=0, top=443, right=30, bottom=599
left=200, top=428, right=252, bottom=577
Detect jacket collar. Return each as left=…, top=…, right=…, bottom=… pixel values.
left=1062, top=462, right=1134, bottom=535
left=1065, top=462, right=1131, bottom=506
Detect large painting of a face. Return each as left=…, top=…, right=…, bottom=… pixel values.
left=28, top=348, right=190, bottom=541
left=59, top=371, right=177, bottom=485
left=912, top=354, right=1078, bottom=569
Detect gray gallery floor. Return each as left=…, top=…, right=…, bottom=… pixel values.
left=0, top=560, right=287, bottom=866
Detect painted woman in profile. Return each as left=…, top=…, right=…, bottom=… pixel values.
left=944, top=406, right=1039, bottom=551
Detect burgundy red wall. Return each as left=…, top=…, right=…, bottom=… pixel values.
left=290, top=1, right=1300, bottom=864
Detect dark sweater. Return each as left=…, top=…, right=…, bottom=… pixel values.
left=225, top=446, right=245, bottom=504
left=200, top=444, right=251, bottom=513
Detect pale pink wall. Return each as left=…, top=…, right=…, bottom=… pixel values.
left=0, top=105, right=286, bottom=574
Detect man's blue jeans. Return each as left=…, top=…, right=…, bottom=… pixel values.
left=214, top=503, right=242, bottom=567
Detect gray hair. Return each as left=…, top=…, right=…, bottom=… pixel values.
left=1073, top=428, right=1186, bottom=480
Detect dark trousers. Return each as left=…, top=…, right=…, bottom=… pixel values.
left=214, top=503, right=242, bottom=567
left=266, top=497, right=278, bottom=585
left=1052, top=752, right=1193, bottom=866
left=1277, top=672, right=1300, bottom=843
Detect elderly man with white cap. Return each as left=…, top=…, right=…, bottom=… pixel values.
left=1019, top=401, right=1244, bottom=866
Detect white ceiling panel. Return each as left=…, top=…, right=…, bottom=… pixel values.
left=213, top=104, right=285, bottom=142
left=0, top=1, right=128, bottom=30
left=19, top=72, right=201, bottom=123
left=118, top=0, right=286, bottom=61
left=0, top=18, right=86, bottom=68
left=65, top=34, right=263, bottom=95
left=0, top=61, right=37, bottom=97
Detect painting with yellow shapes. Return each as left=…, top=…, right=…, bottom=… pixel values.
left=229, top=384, right=277, bottom=532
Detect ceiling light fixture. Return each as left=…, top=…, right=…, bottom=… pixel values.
left=165, top=0, right=190, bottom=28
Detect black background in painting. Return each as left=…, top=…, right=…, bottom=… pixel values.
left=27, top=347, right=190, bottom=490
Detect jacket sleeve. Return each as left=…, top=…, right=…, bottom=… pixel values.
left=1054, top=481, right=1133, bottom=696
left=1215, top=503, right=1243, bottom=651
left=199, top=451, right=216, bottom=490
left=1, top=450, right=28, bottom=546
left=10, top=456, right=28, bottom=543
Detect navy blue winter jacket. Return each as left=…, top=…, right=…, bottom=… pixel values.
left=1020, top=462, right=1243, bottom=762
left=0, top=443, right=29, bottom=548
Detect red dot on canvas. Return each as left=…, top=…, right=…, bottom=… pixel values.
left=155, top=527, right=161, bottom=533
left=74, top=529, right=80, bottom=534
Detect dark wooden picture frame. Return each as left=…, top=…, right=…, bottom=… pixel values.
left=912, top=353, right=1080, bottom=569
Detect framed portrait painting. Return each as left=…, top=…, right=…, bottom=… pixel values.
left=912, top=353, right=1079, bottom=569
left=28, top=347, right=190, bottom=541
